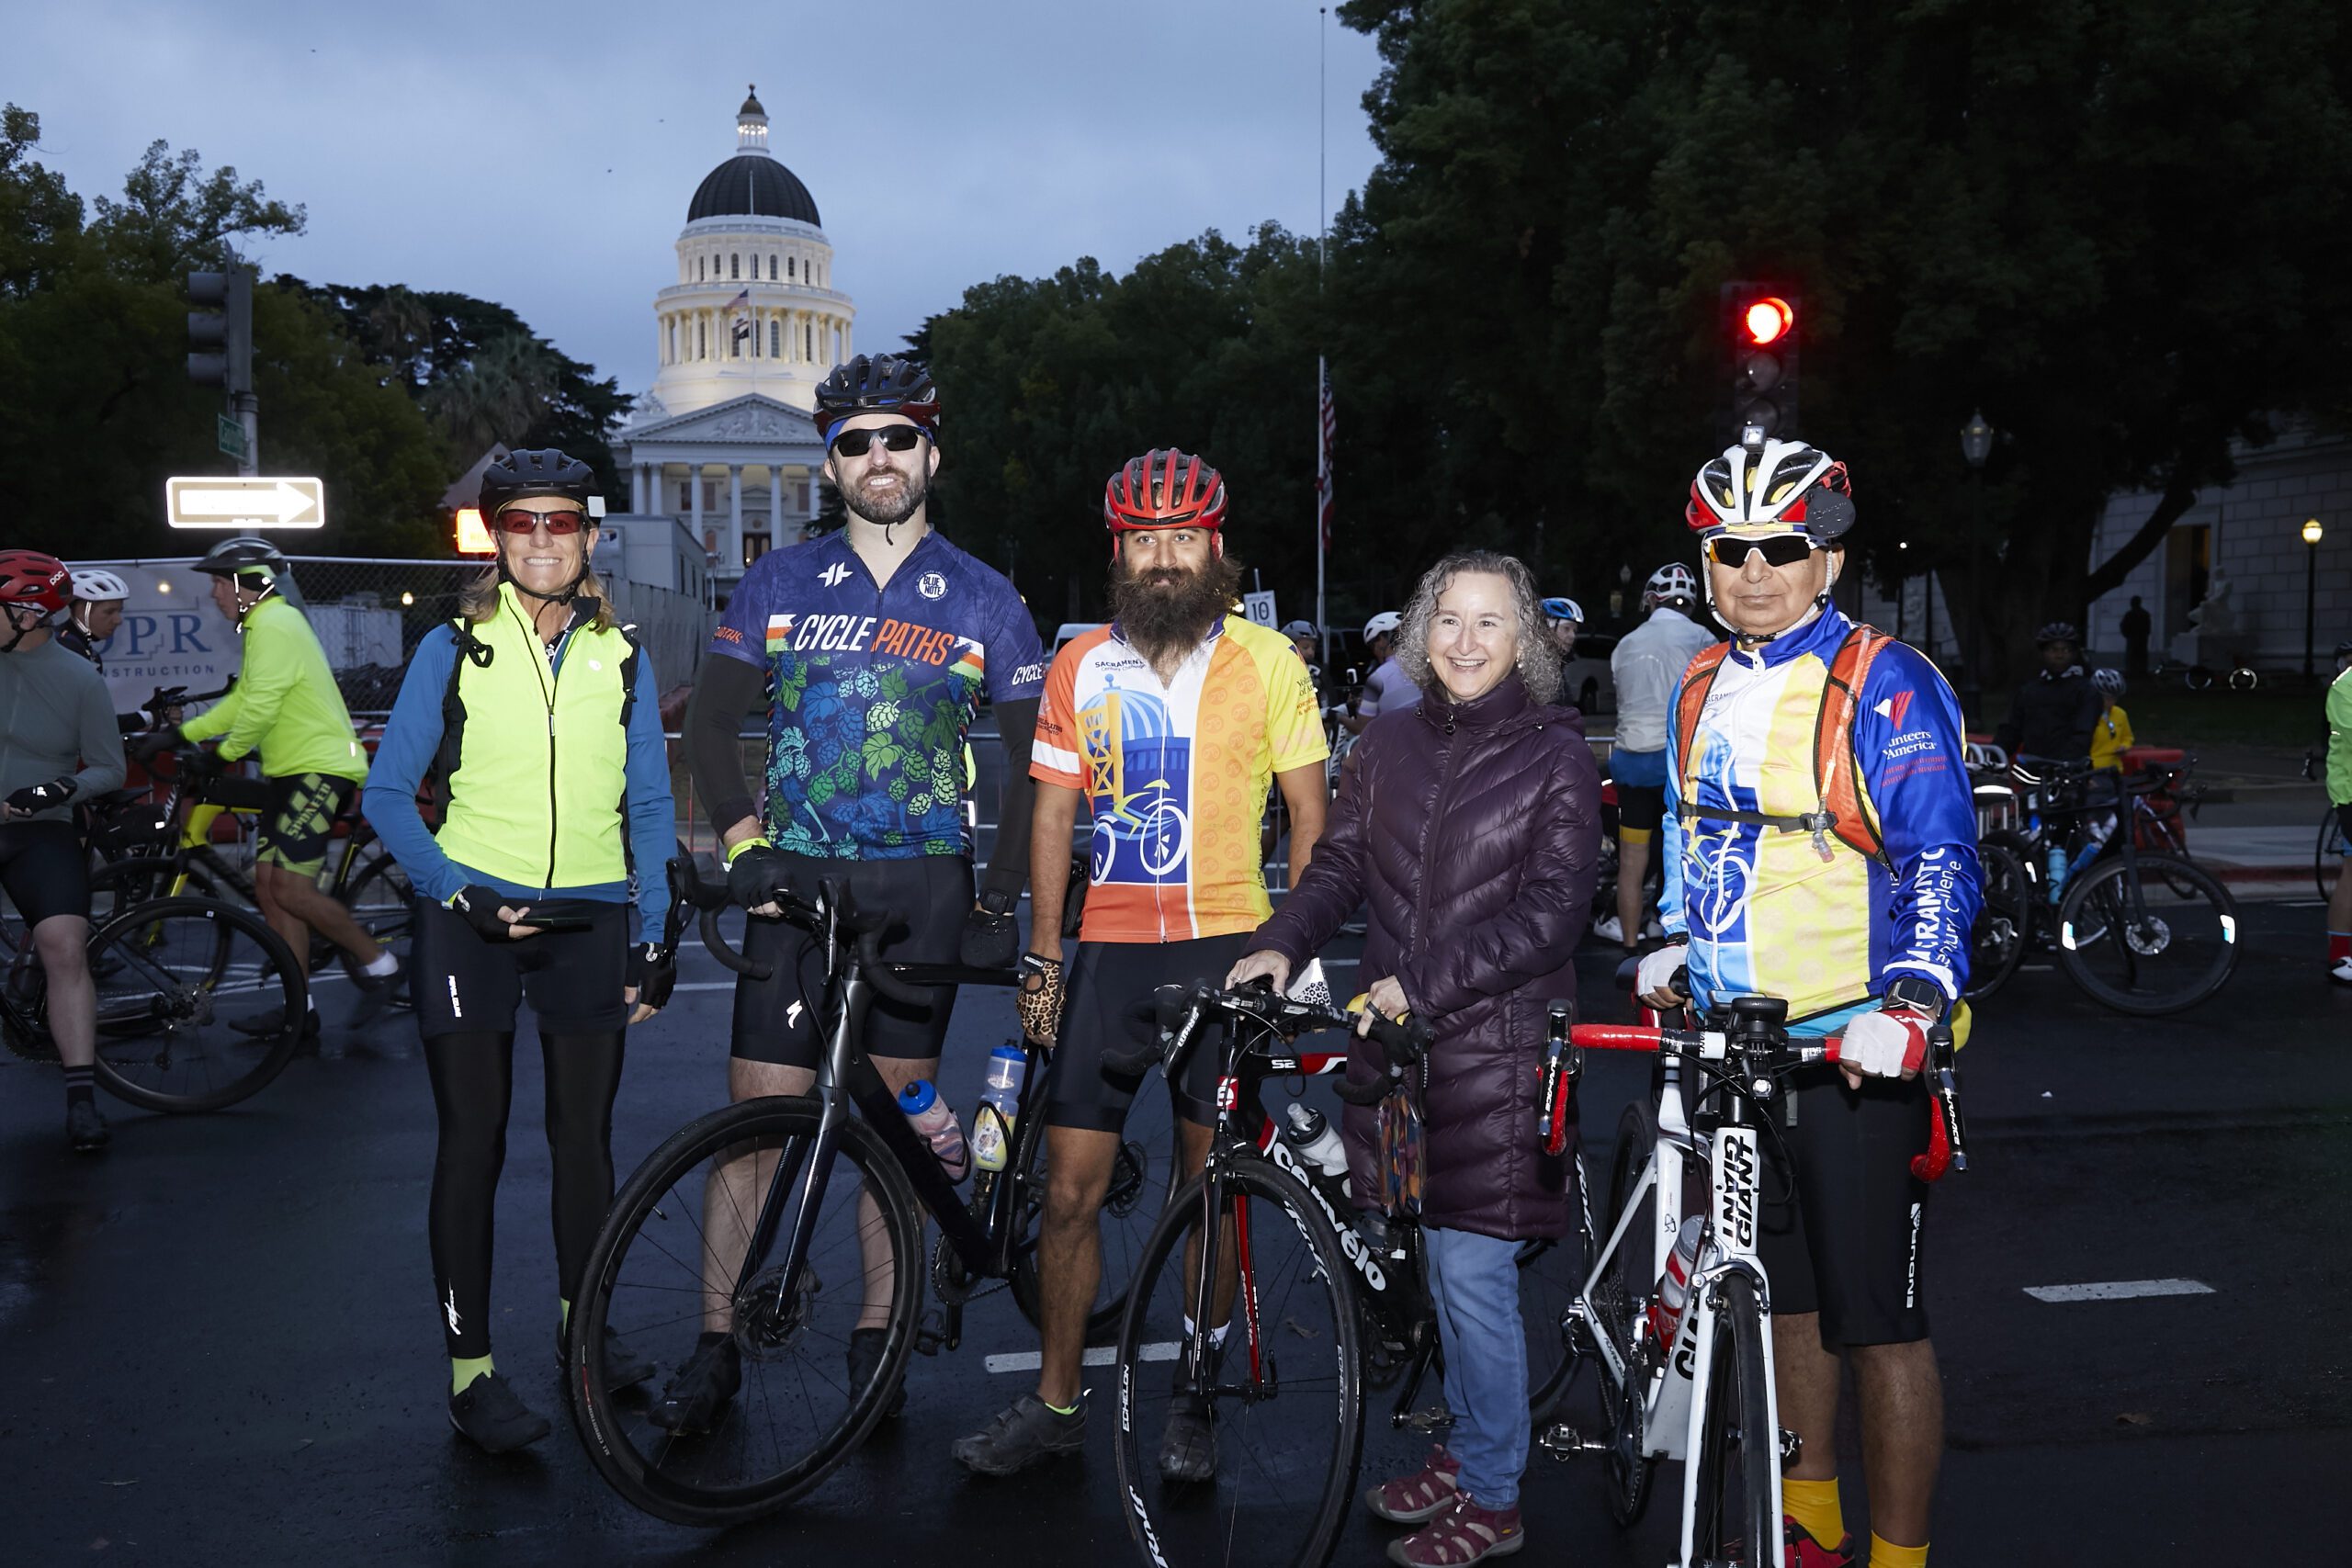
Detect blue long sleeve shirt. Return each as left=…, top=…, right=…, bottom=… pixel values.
left=361, top=622, right=673, bottom=945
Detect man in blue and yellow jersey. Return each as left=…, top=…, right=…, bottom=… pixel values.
left=1635, top=437, right=1980, bottom=1568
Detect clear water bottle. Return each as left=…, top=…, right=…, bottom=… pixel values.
left=1646, top=1215, right=1705, bottom=1351
left=899, top=1078, right=969, bottom=1183
left=1282, top=1104, right=1351, bottom=1195
left=2046, top=844, right=2070, bottom=906
left=970, top=1044, right=1027, bottom=1173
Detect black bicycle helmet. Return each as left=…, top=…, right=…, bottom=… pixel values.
left=2035, top=621, right=2082, bottom=648
left=191, top=535, right=287, bottom=581
left=814, top=355, right=940, bottom=444
left=478, top=447, right=597, bottom=520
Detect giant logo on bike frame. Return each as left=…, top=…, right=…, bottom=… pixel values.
left=1077, top=679, right=1193, bottom=886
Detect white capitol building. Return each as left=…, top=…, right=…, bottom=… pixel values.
left=613, top=88, right=852, bottom=583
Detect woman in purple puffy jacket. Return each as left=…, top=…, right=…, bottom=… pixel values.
left=1228, top=548, right=1602, bottom=1566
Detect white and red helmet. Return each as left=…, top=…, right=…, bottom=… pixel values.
left=1685, top=438, right=1854, bottom=540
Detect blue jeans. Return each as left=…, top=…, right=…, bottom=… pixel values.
left=1423, top=1225, right=1528, bottom=1509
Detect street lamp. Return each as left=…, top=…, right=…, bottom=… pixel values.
left=2304, top=516, right=2324, bottom=679
left=1960, top=411, right=1995, bottom=713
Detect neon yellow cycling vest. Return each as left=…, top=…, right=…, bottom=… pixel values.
left=433, top=585, right=637, bottom=891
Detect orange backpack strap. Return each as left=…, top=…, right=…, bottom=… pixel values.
left=1813, top=625, right=1892, bottom=864
left=1669, top=642, right=1733, bottom=797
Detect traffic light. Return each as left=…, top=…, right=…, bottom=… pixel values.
left=187, top=269, right=253, bottom=393
left=1721, top=282, right=1799, bottom=442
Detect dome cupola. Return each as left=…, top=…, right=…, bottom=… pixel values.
left=686, top=83, right=820, bottom=225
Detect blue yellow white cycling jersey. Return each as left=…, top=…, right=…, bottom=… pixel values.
left=1659, top=606, right=1981, bottom=1031
left=708, top=528, right=1045, bottom=859
left=1032, top=615, right=1327, bottom=943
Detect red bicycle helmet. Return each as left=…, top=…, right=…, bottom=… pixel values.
left=0, top=549, right=72, bottom=615
left=1103, top=449, right=1227, bottom=557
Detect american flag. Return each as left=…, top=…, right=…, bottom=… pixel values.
left=1316, top=356, right=1336, bottom=551
left=729, top=289, right=752, bottom=345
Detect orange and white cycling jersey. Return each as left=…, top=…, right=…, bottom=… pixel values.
left=1033, top=615, right=1327, bottom=943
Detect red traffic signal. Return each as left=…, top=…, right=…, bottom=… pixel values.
left=1742, top=296, right=1792, bottom=346
left=1721, top=281, right=1802, bottom=440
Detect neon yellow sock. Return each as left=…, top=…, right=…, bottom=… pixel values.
left=1870, top=1534, right=1928, bottom=1568
left=451, top=1355, right=494, bottom=1396
left=559, top=1298, right=571, bottom=1333
left=1043, top=1397, right=1080, bottom=1416
left=1781, top=1475, right=1844, bottom=1547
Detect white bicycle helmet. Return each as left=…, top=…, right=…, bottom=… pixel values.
left=1643, top=563, right=1699, bottom=607
left=70, top=568, right=130, bottom=603
left=1363, top=611, right=1402, bottom=642
left=1684, top=437, right=1854, bottom=540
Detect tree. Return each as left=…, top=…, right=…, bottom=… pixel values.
left=0, top=106, right=83, bottom=298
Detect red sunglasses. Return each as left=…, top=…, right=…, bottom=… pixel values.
left=496, top=508, right=587, bottom=535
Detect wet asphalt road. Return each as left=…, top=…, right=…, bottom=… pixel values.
left=5, top=738, right=2349, bottom=1565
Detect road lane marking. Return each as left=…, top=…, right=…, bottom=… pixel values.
left=2023, top=1279, right=2214, bottom=1303
left=985, top=1343, right=1180, bottom=1374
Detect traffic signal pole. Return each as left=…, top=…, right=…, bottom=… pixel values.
left=188, top=268, right=257, bottom=476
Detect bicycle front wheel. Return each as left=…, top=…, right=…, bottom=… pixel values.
left=86, top=897, right=305, bottom=1113
left=1114, top=1159, right=1363, bottom=1568
left=2318, top=807, right=2346, bottom=904
left=1965, top=839, right=2031, bottom=1002
left=2056, top=852, right=2240, bottom=1015
left=569, top=1097, right=922, bottom=1528
left=1691, top=1270, right=1778, bottom=1565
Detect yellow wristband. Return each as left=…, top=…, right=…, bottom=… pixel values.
left=724, top=836, right=771, bottom=866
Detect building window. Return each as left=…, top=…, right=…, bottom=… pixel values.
left=770, top=321, right=781, bottom=358
left=806, top=321, right=814, bottom=359
left=730, top=254, right=740, bottom=280
left=697, top=318, right=707, bottom=358
left=768, top=254, right=777, bottom=280
left=787, top=255, right=796, bottom=280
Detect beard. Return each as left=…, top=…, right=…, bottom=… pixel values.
left=1110, top=547, right=1245, bottom=666
left=842, top=461, right=929, bottom=528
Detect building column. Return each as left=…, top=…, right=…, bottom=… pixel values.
left=768, top=462, right=783, bottom=541
left=729, top=463, right=745, bottom=568
left=688, top=461, right=704, bottom=543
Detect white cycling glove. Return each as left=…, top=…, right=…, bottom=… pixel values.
left=1633, top=940, right=1689, bottom=1000
left=1838, top=1006, right=1931, bottom=1079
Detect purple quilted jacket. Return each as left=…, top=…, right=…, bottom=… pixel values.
left=1248, top=672, right=1601, bottom=1240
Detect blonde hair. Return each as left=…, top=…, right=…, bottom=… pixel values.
left=458, top=565, right=619, bottom=632
left=1394, top=549, right=1563, bottom=705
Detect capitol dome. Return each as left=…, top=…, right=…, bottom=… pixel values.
left=686, top=91, right=822, bottom=225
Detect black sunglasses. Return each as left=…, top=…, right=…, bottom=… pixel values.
left=830, top=426, right=926, bottom=457
left=1707, top=534, right=1815, bottom=570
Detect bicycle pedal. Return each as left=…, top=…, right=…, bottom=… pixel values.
left=1403, top=1404, right=1454, bottom=1434
left=915, top=1307, right=950, bottom=1357
left=1539, top=1423, right=1604, bottom=1460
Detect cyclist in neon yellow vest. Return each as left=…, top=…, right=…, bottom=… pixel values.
left=364, top=449, right=676, bottom=1455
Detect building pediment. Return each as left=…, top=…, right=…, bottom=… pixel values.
left=623, top=394, right=820, bottom=446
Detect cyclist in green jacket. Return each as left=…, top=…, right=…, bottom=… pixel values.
left=2326, top=639, right=2352, bottom=985
left=132, top=538, right=397, bottom=1036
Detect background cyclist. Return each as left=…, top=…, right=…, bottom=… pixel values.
left=1344, top=608, right=1411, bottom=734
left=1994, top=620, right=2103, bottom=766
left=2325, top=639, right=2351, bottom=985
left=1598, top=562, right=1714, bottom=951
left=1542, top=594, right=1584, bottom=662
left=363, top=447, right=677, bottom=1454
left=1636, top=438, right=1980, bottom=1568
left=2088, top=668, right=2133, bottom=773
left=0, top=549, right=128, bottom=1153
left=57, top=568, right=129, bottom=676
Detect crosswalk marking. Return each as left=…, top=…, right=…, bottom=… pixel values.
left=2023, top=1279, right=2214, bottom=1303
left=984, top=1342, right=1181, bottom=1374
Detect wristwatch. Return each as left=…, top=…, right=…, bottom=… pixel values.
left=1882, top=976, right=1949, bottom=1021
left=978, top=886, right=1018, bottom=918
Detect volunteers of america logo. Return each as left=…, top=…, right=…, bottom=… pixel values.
left=917, top=571, right=948, bottom=600
left=819, top=562, right=851, bottom=587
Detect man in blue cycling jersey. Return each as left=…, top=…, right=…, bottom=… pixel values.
left=658, top=354, right=1046, bottom=1431
left=1635, top=438, right=1980, bottom=1568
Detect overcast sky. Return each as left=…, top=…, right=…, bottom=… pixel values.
left=10, top=0, right=1385, bottom=403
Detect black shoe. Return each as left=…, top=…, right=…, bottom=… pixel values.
left=650, top=1332, right=741, bottom=1434
left=847, top=1326, right=906, bottom=1419
left=951, top=1393, right=1087, bottom=1477
left=232, top=1003, right=321, bottom=1041
left=66, top=1099, right=110, bottom=1155
left=562, top=1322, right=655, bottom=1391
left=447, top=1371, right=550, bottom=1453
left=1159, top=1349, right=1218, bottom=1483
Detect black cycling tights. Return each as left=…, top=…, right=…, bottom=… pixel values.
left=425, top=1027, right=626, bottom=1362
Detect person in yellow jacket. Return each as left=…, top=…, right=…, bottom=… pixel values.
left=2088, top=667, right=2134, bottom=773
left=132, top=536, right=396, bottom=1037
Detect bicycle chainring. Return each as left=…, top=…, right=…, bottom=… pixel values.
left=931, top=1232, right=1006, bottom=1308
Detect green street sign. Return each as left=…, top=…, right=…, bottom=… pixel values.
left=217, top=413, right=247, bottom=459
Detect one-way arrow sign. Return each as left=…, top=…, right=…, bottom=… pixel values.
left=165, top=476, right=326, bottom=530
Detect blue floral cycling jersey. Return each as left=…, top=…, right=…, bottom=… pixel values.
left=709, top=528, right=1046, bottom=859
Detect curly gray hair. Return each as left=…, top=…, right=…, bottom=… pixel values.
left=1394, top=549, right=1563, bottom=706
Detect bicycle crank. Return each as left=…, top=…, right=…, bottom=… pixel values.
left=1539, top=1423, right=1606, bottom=1460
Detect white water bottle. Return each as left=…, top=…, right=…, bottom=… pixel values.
left=970, top=1044, right=1027, bottom=1173
left=1647, top=1215, right=1704, bottom=1351
left=1283, top=1104, right=1351, bottom=1196
left=899, top=1079, right=969, bottom=1182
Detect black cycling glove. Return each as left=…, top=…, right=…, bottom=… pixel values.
left=961, top=886, right=1021, bottom=969
left=5, top=777, right=76, bottom=814
left=626, top=942, right=676, bottom=1010
left=129, top=728, right=180, bottom=766
left=726, top=841, right=796, bottom=912
left=448, top=885, right=521, bottom=941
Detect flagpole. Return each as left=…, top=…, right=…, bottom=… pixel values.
left=1316, top=5, right=1329, bottom=651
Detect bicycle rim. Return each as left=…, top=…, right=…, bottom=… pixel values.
left=1691, top=1271, right=1777, bottom=1565
left=1599, top=1102, right=1660, bottom=1528
left=1009, top=1079, right=1177, bottom=1344
left=1114, top=1162, right=1363, bottom=1568
left=2057, top=852, right=2239, bottom=1015
left=2318, top=811, right=2345, bottom=903
left=570, top=1097, right=922, bottom=1527
left=1965, top=840, right=2030, bottom=1001
left=86, top=897, right=304, bottom=1113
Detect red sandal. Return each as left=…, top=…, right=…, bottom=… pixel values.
left=1385, top=1494, right=1523, bottom=1566
left=1363, top=1444, right=1461, bottom=1524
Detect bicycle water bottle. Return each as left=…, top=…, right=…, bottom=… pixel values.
left=898, top=1079, right=969, bottom=1183
left=1282, top=1104, right=1351, bottom=1196
left=2046, top=844, right=2070, bottom=906
left=1646, top=1215, right=1704, bottom=1351
left=970, top=1044, right=1027, bottom=1173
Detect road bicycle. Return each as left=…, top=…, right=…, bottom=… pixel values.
left=1, top=888, right=308, bottom=1112
left=565, top=859, right=1175, bottom=1527
left=1105, top=981, right=1586, bottom=1568
left=1539, top=996, right=1965, bottom=1568
left=1970, top=757, right=2239, bottom=1013
left=2149, top=657, right=2259, bottom=692
left=2305, top=750, right=2346, bottom=901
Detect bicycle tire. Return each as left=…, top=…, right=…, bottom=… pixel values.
left=1006, top=1074, right=1178, bottom=1344
left=1598, top=1100, right=1661, bottom=1528
left=85, top=897, right=305, bottom=1113
left=569, top=1096, right=922, bottom=1527
left=1691, top=1270, right=1778, bottom=1565
left=1965, top=840, right=2031, bottom=1002
left=336, top=852, right=413, bottom=995
left=2184, top=664, right=2214, bottom=691
left=2318, top=807, right=2346, bottom=904
left=1114, top=1158, right=1363, bottom=1568
left=2227, top=665, right=2259, bottom=692
left=2056, top=852, right=2240, bottom=1015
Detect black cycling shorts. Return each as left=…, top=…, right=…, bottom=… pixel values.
left=0, top=820, right=91, bottom=929
left=410, top=894, right=628, bottom=1041
left=731, top=852, right=972, bottom=1068
left=1755, top=1066, right=1933, bottom=1346
left=256, top=773, right=356, bottom=879
left=1616, top=782, right=1666, bottom=838
left=1044, top=932, right=1250, bottom=1134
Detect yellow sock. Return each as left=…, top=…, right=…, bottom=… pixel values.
left=559, top=1298, right=571, bottom=1333
left=1782, top=1475, right=1844, bottom=1546
left=451, top=1355, right=494, bottom=1396
left=1870, top=1534, right=1928, bottom=1568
